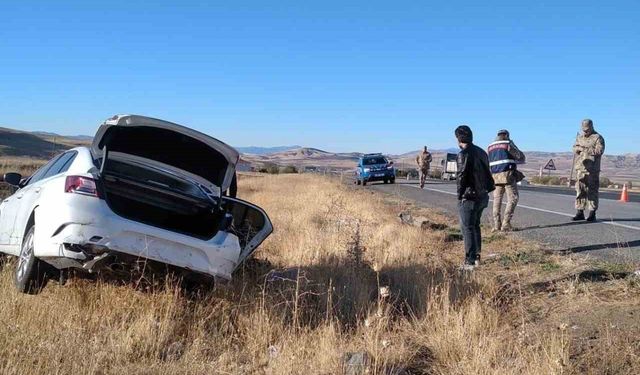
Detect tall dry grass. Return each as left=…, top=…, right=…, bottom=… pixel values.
left=0, top=174, right=607, bottom=374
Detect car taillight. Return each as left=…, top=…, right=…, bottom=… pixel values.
left=65, top=176, right=101, bottom=198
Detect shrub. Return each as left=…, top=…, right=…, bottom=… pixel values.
left=279, top=165, right=298, bottom=174
left=599, top=177, right=612, bottom=188
left=257, top=163, right=280, bottom=174
left=429, top=169, right=443, bottom=179
left=531, top=175, right=563, bottom=186
left=396, top=169, right=418, bottom=178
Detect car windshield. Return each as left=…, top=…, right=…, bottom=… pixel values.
left=363, top=157, right=387, bottom=165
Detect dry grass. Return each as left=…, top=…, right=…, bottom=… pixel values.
left=0, top=174, right=638, bottom=374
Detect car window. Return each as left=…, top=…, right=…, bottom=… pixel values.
left=41, top=152, right=77, bottom=180
left=58, top=152, right=77, bottom=174
left=363, top=157, right=387, bottom=165
left=24, top=155, right=62, bottom=186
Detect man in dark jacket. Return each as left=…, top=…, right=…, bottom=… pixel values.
left=455, top=125, right=495, bottom=270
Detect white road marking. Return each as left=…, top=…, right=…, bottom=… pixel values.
left=406, top=184, right=640, bottom=232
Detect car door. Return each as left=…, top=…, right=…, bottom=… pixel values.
left=9, top=153, right=77, bottom=248
left=0, top=186, right=22, bottom=250
left=0, top=156, right=58, bottom=252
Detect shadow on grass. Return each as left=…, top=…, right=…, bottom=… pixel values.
left=234, top=255, right=481, bottom=330
left=529, top=269, right=632, bottom=293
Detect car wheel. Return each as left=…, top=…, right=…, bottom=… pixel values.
left=383, top=179, right=388, bottom=184
left=390, top=178, right=395, bottom=184
left=14, top=226, right=46, bottom=294
left=362, top=180, right=367, bottom=186
left=356, top=179, right=362, bottom=186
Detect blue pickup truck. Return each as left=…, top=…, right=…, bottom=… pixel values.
left=355, top=153, right=396, bottom=186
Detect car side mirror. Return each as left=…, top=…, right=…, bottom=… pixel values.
left=389, top=161, right=394, bottom=165
left=3, top=172, right=23, bottom=187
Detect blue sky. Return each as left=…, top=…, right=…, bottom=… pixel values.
left=1, top=1, right=638, bottom=154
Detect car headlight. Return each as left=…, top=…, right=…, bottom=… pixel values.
left=363, top=168, right=371, bottom=173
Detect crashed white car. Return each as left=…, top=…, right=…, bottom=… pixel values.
left=0, top=115, right=272, bottom=294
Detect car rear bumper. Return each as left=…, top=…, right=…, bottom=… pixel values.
left=34, top=195, right=241, bottom=279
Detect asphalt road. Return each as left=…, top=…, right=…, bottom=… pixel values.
left=366, top=179, right=640, bottom=263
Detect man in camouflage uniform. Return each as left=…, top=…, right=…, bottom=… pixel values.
left=488, top=129, right=525, bottom=232
left=572, top=119, right=605, bottom=222
left=416, top=146, right=433, bottom=189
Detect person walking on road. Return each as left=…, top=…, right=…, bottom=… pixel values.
left=572, top=119, right=605, bottom=222
left=416, top=146, right=433, bottom=188
left=488, top=129, right=526, bottom=232
left=455, top=126, right=495, bottom=270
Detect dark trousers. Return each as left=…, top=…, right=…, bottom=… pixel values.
left=458, top=193, right=489, bottom=264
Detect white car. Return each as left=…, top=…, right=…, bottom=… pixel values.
left=0, top=115, right=272, bottom=294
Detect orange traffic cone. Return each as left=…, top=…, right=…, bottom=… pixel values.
left=620, top=184, right=629, bottom=203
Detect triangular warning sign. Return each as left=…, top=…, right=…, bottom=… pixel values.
left=544, top=159, right=556, bottom=170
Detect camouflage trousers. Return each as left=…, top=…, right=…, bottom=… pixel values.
left=419, top=168, right=429, bottom=188
left=493, top=182, right=519, bottom=229
left=575, top=170, right=599, bottom=211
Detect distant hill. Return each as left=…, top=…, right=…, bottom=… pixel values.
left=32, top=132, right=93, bottom=142
left=0, top=125, right=637, bottom=183
left=235, top=145, right=301, bottom=155
left=0, top=127, right=80, bottom=158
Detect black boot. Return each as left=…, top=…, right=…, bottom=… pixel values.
left=586, top=211, right=597, bottom=222
left=572, top=210, right=585, bottom=221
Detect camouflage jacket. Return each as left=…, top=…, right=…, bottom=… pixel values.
left=573, top=132, right=605, bottom=174
left=416, top=152, right=433, bottom=170
left=492, top=140, right=526, bottom=185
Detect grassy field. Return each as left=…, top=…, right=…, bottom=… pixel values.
left=0, top=174, right=639, bottom=374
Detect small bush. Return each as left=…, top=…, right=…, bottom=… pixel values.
left=396, top=169, right=418, bottom=178
left=599, top=177, right=612, bottom=188
left=531, top=176, right=563, bottom=186
left=429, top=169, right=443, bottom=179
left=279, top=165, right=298, bottom=174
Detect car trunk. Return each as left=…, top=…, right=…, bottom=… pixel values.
left=93, top=115, right=272, bottom=258
left=101, top=159, right=224, bottom=240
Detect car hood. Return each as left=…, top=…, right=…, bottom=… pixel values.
left=92, top=115, right=239, bottom=192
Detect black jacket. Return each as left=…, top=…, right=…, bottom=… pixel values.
left=456, top=143, right=495, bottom=201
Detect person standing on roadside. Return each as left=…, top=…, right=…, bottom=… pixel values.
left=572, top=119, right=605, bottom=222
left=455, top=126, right=495, bottom=270
left=488, top=129, right=526, bottom=232
left=415, top=146, right=433, bottom=188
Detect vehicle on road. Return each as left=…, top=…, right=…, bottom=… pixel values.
left=0, top=114, right=273, bottom=294
left=355, top=153, right=395, bottom=186
left=440, top=153, right=458, bottom=180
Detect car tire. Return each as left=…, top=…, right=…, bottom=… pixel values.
left=383, top=179, right=388, bottom=184
left=390, top=178, right=395, bottom=184
left=356, top=179, right=362, bottom=186
left=362, top=180, right=367, bottom=186
left=14, top=226, right=46, bottom=294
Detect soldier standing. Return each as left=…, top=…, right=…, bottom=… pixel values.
left=572, top=119, right=605, bottom=222
left=415, top=146, right=433, bottom=189
left=488, top=129, right=526, bottom=232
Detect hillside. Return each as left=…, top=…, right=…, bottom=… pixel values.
left=0, top=125, right=637, bottom=183
left=235, top=145, right=301, bottom=155
left=0, top=127, right=83, bottom=158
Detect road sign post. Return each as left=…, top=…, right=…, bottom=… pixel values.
left=543, top=158, right=556, bottom=177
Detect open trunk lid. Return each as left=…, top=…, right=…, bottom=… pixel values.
left=92, top=115, right=239, bottom=193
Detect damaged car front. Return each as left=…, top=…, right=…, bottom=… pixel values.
left=0, top=115, right=272, bottom=294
